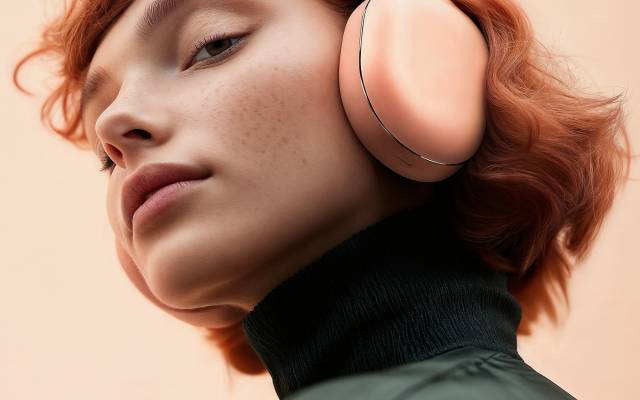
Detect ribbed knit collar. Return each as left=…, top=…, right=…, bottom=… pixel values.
left=242, top=202, right=523, bottom=399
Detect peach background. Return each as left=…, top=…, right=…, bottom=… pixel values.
left=1, top=0, right=638, bottom=399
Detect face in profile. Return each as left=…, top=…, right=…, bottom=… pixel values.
left=83, top=0, right=431, bottom=328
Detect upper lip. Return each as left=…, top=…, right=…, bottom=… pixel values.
left=122, top=162, right=211, bottom=231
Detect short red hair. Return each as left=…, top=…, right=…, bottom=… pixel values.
left=13, top=0, right=635, bottom=376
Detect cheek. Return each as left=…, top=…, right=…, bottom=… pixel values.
left=174, top=15, right=347, bottom=178
left=205, top=75, right=310, bottom=169
left=105, top=174, right=127, bottom=240
left=196, top=63, right=341, bottom=181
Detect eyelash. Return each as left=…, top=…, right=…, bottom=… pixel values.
left=97, top=32, right=245, bottom=174
left=99, top=148, right=115, bottom=174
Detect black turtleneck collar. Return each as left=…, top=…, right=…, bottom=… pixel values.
left=242, top=201, right=523, bottom=399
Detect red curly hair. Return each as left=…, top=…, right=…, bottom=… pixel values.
left=13, top=0, right=635, bottom=377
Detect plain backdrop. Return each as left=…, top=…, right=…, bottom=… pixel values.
left=1, top=0, right=638, bottom=399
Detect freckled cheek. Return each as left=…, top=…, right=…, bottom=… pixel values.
left=202, top=77, right=310, bottom=174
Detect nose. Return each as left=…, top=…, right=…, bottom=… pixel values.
left=93, top=75, right=174, bottom=170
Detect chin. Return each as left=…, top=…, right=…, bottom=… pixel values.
left=163, top=303, right=249, bottom=330
left=139, top=237, right=215, bottom=308
left=144, top=265, right=208, bottom=310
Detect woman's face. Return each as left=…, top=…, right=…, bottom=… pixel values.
left=83, top=0, right=431, bottom=328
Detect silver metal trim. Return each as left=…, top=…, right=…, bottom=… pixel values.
left=357, top=0, right=471, bottom=166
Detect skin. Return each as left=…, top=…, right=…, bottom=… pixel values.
left=83, top=0, right=432, bottom=329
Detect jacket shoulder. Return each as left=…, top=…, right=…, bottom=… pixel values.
left=286, top=346, right=577, bottom=400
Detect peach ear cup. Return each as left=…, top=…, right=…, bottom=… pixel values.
left=339, top=0, right=490, bottom=182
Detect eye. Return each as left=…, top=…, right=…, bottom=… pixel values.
left=187, top=32, right=245, bottom=68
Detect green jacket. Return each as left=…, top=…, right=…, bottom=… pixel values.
left=287, top=346, right=576, bottom=399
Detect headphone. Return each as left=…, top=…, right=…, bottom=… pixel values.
left=339, top=0, right=489, bottom=182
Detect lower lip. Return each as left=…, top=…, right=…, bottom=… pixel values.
left=132, top=179, right=207, bottom=230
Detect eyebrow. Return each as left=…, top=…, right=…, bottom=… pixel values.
left=135, top=0, right=186, bottom=39
left=80, top=0, right=249, bottom=112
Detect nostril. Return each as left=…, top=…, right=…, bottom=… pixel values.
left=125, top=129, right=151, bottom=139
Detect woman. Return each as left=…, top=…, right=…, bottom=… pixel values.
left=13, top=0, right=632, bottom=398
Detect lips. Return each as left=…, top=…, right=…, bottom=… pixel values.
left=122, top=162, right=211, bottom=231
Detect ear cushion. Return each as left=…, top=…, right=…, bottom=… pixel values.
left=339, top=0, right=489, bottom=182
